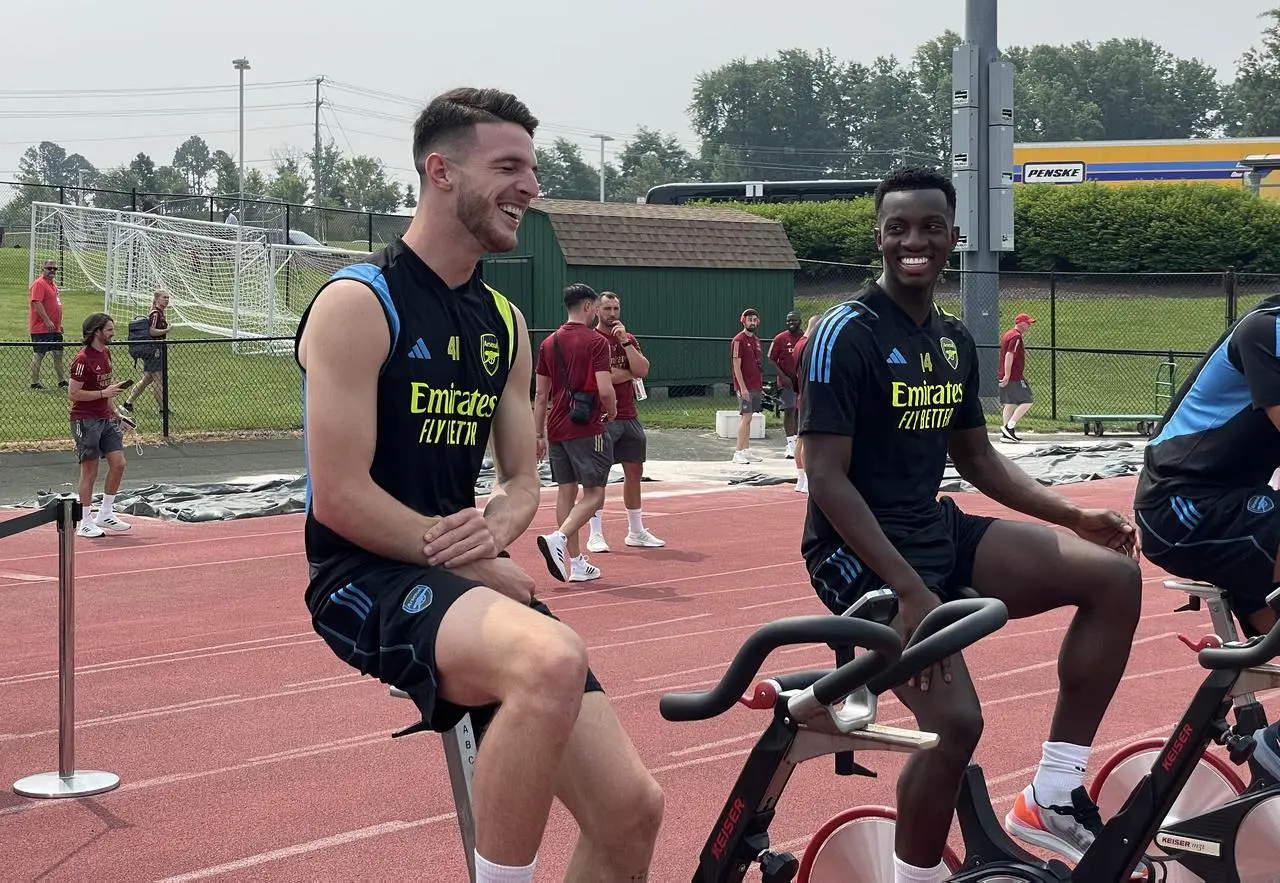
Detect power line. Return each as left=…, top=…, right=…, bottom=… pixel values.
left=0, top=79, right=312, bottom=98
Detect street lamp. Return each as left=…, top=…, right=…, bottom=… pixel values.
left=232, top=57, right=251, bottom=215
left=591, top=134, right=613, bottom=202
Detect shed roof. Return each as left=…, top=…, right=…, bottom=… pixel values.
left=528, top=199, right=799, bottom=271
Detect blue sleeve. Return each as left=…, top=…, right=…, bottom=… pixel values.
left=799, top=309, right=868, bottom=438
left=1231, top=310, right=1280, bottom=410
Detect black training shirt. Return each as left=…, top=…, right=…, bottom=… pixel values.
left=799, top=282, right=985, bottom=553
left=1136, top=300, right=1280, bottom=504
left=295, top=239, right=518, bottom=582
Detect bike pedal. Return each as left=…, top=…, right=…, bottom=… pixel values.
left=1227, top=734, right=1257, bottom=765
left=390, top=718, right=432, bottom=739
left=758, top=850, right=798, bottom=882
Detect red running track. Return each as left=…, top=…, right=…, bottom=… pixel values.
left=0, top=476, right=1275, bottom=881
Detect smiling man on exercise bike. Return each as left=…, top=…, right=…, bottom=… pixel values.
left=1133, top=294, right=1280, bottom=785
left=798, top=165, right=1144, bottom=883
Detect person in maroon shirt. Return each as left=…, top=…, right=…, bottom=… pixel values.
left=586, top=291, right=665, bottom=553
left=731, top=308, right=765, bottom=464
left=768, top=310, right=805, bottom=459
left=68, top=313, right=133, bottom=538
left=998, top=312, right=1036, bottom=442
left=533, top=284, right=617, bottom=583
left=29, top=259, right=67, bottom=390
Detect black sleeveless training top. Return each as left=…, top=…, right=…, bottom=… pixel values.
left=294, top=238, right=517, bottom=582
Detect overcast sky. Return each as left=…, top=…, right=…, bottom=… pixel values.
left=3, top=0, right=1274, bottom=191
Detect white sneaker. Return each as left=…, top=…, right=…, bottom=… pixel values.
left=95, top=513, right=131, bottom=532
left=795, top=475, right=809, bottom=494
left=569, top=556, right=601, bottom=582
left=536, top=532, right=570, bottom=582
left=732, top=450, right=751, bottom=465
left=586, top=533, right=611, bottom=553
left=785, top=439, right=796, bottom=459
left=77, top=521, right=105, bottom=538
left=625, top=529, right=665, bottom=548
left=743, top=449, right=764, bottom=462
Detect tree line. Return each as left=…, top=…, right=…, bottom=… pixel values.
left=4, top=11, right=1280, bottom=221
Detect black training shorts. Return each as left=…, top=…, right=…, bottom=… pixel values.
left=548, top=432, right=613, bottom=487
left=806, top=496, right=995, bottom=617
left=306, top=556, right=604, bottom=733
left=607, top=417, right=647, bottom=464
left=1137, top=486, right=1280, bottom=620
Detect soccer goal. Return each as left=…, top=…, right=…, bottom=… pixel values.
left=29, top=201, right=276, bottom=296
left=103, top=219, right=369, bottom=354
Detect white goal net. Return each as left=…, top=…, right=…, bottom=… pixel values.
left=103, top=220, right=369, bottom=354
left=29, top=201, right=277, bottom=296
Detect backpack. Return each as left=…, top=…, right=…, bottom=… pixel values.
left=127, top=315, right=157, bottom=362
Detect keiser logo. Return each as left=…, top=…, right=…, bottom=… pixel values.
left=409, top=381, right=499, bottom=446
left=1022, top=161, right=1086, bottom=184
left=891, top=380, right=965, bottom=430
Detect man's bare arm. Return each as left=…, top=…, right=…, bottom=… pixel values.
left=947, top=425, right=1083, bottom=528
left=596, top=370, right=617, bottom=419
left=483, top=305, right=542, bottom=551
left=32, top=301, right=52, bottom=328
left=299, top=278, right=443, bottom=564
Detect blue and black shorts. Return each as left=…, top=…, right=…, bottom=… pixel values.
left=306, top=554, right=604, bottom=734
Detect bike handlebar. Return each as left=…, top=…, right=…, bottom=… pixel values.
left=657, top=616, right=903, bottom=723
left=865, top=596, right=1010, bottom=695
left=1198, top=587, right=1280, bottom=670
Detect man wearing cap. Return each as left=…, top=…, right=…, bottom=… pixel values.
left=731, top=308, right=765, bottom=464
left=998, top=313, right=1036, bottom=442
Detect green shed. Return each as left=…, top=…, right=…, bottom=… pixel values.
left=480, top=198, right=799, bottom=390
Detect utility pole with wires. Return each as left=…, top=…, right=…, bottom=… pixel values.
left=591, top=134, right=613, bottom=202
left=314, top=76, right=325, bottom=203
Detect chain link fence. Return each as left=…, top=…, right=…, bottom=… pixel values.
left=795, top=260, right=1280, bottom=425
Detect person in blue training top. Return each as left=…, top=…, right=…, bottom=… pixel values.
left=1134, top=294, right=1280, bottom=782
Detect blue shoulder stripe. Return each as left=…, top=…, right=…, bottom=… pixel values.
left=329, top=262, right=401, bottom=361
left=809, top=304, right=859, bottom=384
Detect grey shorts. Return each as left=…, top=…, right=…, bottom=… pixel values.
left=777, top=386, right=798, bottom=410
left=739, top=390, right=763, bottom=414
left=608, top=417, right=647, bottom=464
left=71, top=418, right=124, bottom=463
left=549, top=432, right=614, bottom=488
left=998, top=380, right=1033, bottom=405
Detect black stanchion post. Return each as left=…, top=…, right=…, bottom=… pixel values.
left=12, top=495, right=121, bottom=799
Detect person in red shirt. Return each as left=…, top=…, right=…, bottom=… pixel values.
left=791, top=315, right=818, bottom=494
left=998, top=312, right=1036, bottom=442
left=731, top=308, right=765, bottom=465
left=29, top=259, right=67, bottom=390
left=533, top=283, right=617, bottom=583
left=68, top=313, right=132, bottom=538
left=586, top=291, right=665, bottom=553
left=768, top=310, right=805, bottom=459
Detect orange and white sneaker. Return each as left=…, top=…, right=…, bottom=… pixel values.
left=1005, top=784, right=1103, bottom=864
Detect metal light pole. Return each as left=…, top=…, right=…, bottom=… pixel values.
left=591, top=134, right=613, bottom=202
left=232, top=57, right=251, bottom=216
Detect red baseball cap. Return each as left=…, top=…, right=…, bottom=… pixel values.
left=1015, top=313, right=1036, bottom=325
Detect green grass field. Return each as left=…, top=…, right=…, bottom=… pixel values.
left=0, top=242, right=1263, bottom=448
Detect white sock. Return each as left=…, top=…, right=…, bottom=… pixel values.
left=1030, top=740, right=1090, bottom=807
left=474, top=852, right=536, bottom=883
left=626, top=507, right=644, bottom=533
left=893, top=852, right=948, bottom=883
left=99, top=494, right=116, bottom=519
left=589, top=509, right=604, bottom=535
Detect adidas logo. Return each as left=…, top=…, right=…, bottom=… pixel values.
left=886, top=347, right=908, bottom=365
left=407, top=338, right=431, bottom=360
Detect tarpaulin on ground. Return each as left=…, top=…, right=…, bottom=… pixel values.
left=23, top=458, right=624, bottom=524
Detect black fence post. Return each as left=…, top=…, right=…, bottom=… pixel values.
left=1049, top=270, right=1058, bottom=420
left=1224, top=265, right=1237, bottom=328
left=160, top=343, right=170, bottom=439
left=367, top=213, right=374, bottom=251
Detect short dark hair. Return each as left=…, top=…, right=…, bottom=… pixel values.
left=563, top=283, right=600, bottom=311
left=874, top=164, right=957, bottom=216
left=600, top=291, right=620, bottom=302
left=82, top=312, right=112, bottom=345
left=412, top=87, right=539, bottom=176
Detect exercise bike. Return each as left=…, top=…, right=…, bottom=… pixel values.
left=802, top=586, right=1280, bottom=882
left=657, top=589, right=1012, bottom=882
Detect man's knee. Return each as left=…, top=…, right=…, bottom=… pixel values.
left=903, top=687, right=984, bottom=762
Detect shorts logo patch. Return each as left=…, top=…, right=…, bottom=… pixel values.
left=1247, top=494, right=1274, bottom=514
left=939, top=337, right=959, bottom=370
left=479, top=333, right=500, bottom=377
left=402, top=584, right=433, bottom=614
